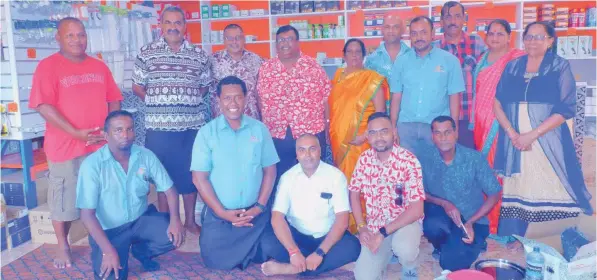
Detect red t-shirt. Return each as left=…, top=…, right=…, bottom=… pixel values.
left=28, top=53, right=123, bottom=163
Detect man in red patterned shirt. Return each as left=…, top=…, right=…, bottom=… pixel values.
left=256, top=25, right=331, bottom=188
left=348, top=112, right=425, bottom=280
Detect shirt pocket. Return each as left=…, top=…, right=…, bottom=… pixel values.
left=131, top=175, right=151, bottom=198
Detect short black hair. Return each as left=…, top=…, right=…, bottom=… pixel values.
left=410, top=16, right=434, bottom=30
left=104, top=110, right=134, bottom=132
left=161, top=6, right=186, bottom=24
left=224, top=23, right=243, bottom=33
left=343, top=38, right=366, bottom=57
left=367, top=112, right=391, bottom=125
left=486, top=19, right=512, bottom=34
left=441, top=1, right=465, bottom=17
left=217, top=76, right=247, bottom=97
left=276, top=25, right=300, bottom=41
left=57, top=17, right=84, bottom=30
left=431, top=115, right=456, bottom=130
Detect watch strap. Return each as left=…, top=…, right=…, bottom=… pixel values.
left=379, top=227, right=389, bottom=238
left=315, top=248, right=326, bottom=257
left=254, top=202, right=266, bottom=212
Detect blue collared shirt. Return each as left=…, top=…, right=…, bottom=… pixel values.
left=76, top=144, right=173, bottom=230
left=190, top=115, right=280, bottom=210
left=365, top=41, right=411, bottom=79
left=390, top=46, right=465, bottom=124
left=418, top=144, right=501, bottom=225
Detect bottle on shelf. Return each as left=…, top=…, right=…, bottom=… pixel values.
left=525, top=247, right=545, bottom=280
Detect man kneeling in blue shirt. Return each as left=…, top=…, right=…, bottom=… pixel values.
left=77, top=110, right=184, bottom=280
left=418, top=116, right=501, bottom=271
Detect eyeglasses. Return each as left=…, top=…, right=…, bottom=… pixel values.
left=395, top=183, right=404, bottom=206
left=523, top=34, right=551, bottom=41
left=224, top=35, right=244, bottom=42
left=276, top=37, right=296, bottom=44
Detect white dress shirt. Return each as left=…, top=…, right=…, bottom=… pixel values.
left=273, top=162, right=351, bottom=238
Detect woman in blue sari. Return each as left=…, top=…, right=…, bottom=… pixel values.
left=493, top=21, right=593, bottom=238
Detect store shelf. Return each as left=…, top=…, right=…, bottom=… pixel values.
left=200, top=40, right=272, bottom=46
left=567, top=56, right=597, bottom=60
left=556, top=27, right=597, bottom=32
left=346, top=5, right=429, bottom=13
left=199, top=15, right=270, bottom=22
left=353, top=35, right=383, bottom=39
left=301, top=37, right=345, bottom=42
left=272, top=10, right=345, bottom=18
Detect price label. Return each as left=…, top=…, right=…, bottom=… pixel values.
left=26, top=48, right=36, bottom=59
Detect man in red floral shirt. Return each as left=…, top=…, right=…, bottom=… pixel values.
left=348, top=112, right=425, bottom=280
left=257, top=25, right=331, bottom=188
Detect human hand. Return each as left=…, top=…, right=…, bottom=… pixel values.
left=167, top=218, right=184, bottom=247
left=290, top=252, right=307, bottom=272
left=461, top=222, right=475, bottom=244
left=99, top=249, right=122, bottom=279
left=357, top=227, right=374, bottom=250
left=306, top=252, right=323, bottom=271
left=369, top=232, right=385, bottom=254
left=73, top=127, right=104, bottom=145
left=235, top=206, right=262, bottom=227
left=442, top=201, right=462, bottom=226
left=516, top=131, right=538, bottom=151
left=218, top=209, right=254, bottom=227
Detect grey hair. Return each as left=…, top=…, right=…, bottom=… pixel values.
left=161, top=6, right=186, bottom=24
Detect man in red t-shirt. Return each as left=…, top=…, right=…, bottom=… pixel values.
left=28, top=17, right=122, bottom=269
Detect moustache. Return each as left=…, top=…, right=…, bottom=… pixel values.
left=167, top=29, right=180, bottom=35
left=416, top=40, right=426, bottom=45
left=448, top=24, right=458, bottom=29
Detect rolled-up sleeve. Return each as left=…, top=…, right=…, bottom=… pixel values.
left=76, top=159, right=100, bottom=209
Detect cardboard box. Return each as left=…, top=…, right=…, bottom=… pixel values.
left=578, top=36, right=593, bottom=58
left=566, top=36, right=579, bottom=58
left=326, top=1, right=340, bottom=11
left=515, top=235, right=596, bottom=280
left=379, top=0, right=392, bottom=8
left=8, top=226, right=31, bottom=249
left=28, top=204, right=87, bottom=244
left=557, top=36, right=568, bottom=57
left=364, top=0, right=378, bottom=9
left=201, top=5, right=210, bottom=19
left=211, top=4, right=220, bottom=18
left=1, top=226, right=7, bottom=251
left=271, top=0, right=284, bottom=15
left=1, top=170, right=49, bottom=207
left=300, top=1, right=314, bottom=13
left=347, top=0, right=363, bottom=10
left=284, top=1, right=300, bottom=14
left=314, top=0, right=326, bottom=12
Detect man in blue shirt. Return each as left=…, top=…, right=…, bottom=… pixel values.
left=389, top=16, right=464, bottom=157
left=364, top=12, right=410, bottom=79
left=417, top=116, right=501, bottom=271
left=77, top=110, right=184, bottom=280
left=191, top=76, right=280, bottom=270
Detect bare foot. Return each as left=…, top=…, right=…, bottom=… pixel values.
left=185, top=222, right=201, bottom=236
left=261, top=260, right=300, bottom=276
left=53, top=247, right=73, bottom=269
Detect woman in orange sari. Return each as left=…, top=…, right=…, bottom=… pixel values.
left=329, top=39, right=389, bottom=233
left=472, top=19, right=525, bottom=234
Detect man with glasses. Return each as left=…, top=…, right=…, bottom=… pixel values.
left=349, top=112, right=425, bottom=280
left=389, top=16, right=464, bottom=158
left=210, top=24, right=264, bottom=120
left=365, top=12, right=411, bottom=80
left=433, top=1, right=487, bottom=149
left=418, top=116, right=500, bottom=272
left=257, top=25, right=331, bottom=192
left=132, top=6, right=212, bottom=235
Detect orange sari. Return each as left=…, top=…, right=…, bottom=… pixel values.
left=329, top=68, right=390, bottom=233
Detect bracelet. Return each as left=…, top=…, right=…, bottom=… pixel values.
left=356, top=222, right=366, bottom=230
left=288, top=248, right=299, bottom=257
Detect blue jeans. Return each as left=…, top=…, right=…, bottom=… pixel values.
left=397, top=122, right=433, bottom=157
left=423, top=202, right=489, bottom=271
left=263, top=225, right=361, bottom=276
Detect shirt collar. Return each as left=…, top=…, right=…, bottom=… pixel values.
left=377, top=41, right=410, bottom=57
left=414, top=45, right=437, bottom=58
left=431, top=143, right=463, bottom=165
left=440, top=31, right=468, bottom=47
left=216, top=114, right=249, bottom=131
left=299, top=161, right=324, bottom=178
left=157, top=37, right=192, bottom=52
left=223, top=49, right=248, bottom=60
left=99, top=144, right=141, bottom=161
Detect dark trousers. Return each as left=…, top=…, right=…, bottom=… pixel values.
left=457, top=120, right=475, bottom=149
left=272, top=128, right=326, bottom=197
left=423, top=202, right=489, bottom=271
left=89, top=205, right=175, bottom=280
left=263, top=225, right=361, bottom=276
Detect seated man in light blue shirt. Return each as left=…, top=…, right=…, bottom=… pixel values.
left=364, top=12, right=410, bottom=79
left=191, top=76, right=280, bottom=270
left=77, top=110, right=183, bottom=280
left=389, top=16, right=464, bottom=157
left=260, top=133, right=360, bottom=277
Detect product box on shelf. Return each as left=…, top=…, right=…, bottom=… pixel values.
left=557, top=36, right=568, bottom=57
left=314, top=0, right=326, bottom=12
left=578, top=36, right=593, bottom=57
left=567, top=36, right=579, bottom=58
left=1, top=227, right=7, bottom=251
left=326, top=1, right=340, bottom=11
left=29, top=204, right=87, bottom=245
left=201, top=5, right=210, bottom=19
left=347, top=0, right=363, bottom=10
left=300, top=1, right=314, bottom=13
left=379, top=0, right=392, bottom=8
left=364, top=0, right=378, bottom=9
left=211, top=4, right=220, bottom=18
left=364, top=15, right=375, bottom=26
left=271, top=0, right=284, bottom=14
left=393, top=0, right=407, bottom=7
left=4, top=206, right=31, bottom=250
left=284, top=1, right=300, bottom=14
left=221, top=4, right=237, bottom=18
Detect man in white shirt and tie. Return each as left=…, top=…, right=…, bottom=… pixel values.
left=260, top=133, right=361, bottom=276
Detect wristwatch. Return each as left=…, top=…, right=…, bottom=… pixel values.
left=253, top=202, right=266, bottom=212
left=315, top=248, right=326, bottom=258
left=379, top=227, right=389, bottom=238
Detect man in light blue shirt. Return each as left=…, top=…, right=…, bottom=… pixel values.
left=389, top=16, right=464, bottom=157
left=77, top=110, right=183, bottom=280
left=364, top=13, right=410, bottom=79
left=191, top=76, right=280, bottom=270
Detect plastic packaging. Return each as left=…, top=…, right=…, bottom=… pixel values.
left=525, top=247, right=545, bottom=280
